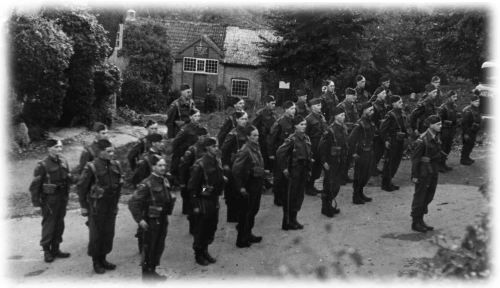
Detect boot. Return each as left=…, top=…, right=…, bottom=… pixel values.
left=352, top=188, right=365, bottom=205
left=460, top=158, right=473, bottom=165
left=389, top=183, right=400, bottom=190
left=381, top=178, right=396, bottom=192
left=51, top=244, right=70, bottom=258
left=248, top=233, right=263, bottom=243
left=281, top=213, right=293, bottom=230
left=274, top=197, right=283, bottom=206
left=149, top=268, right=167, bottom=281
left=291, top=212, right=304, bottom=230
left=443, top=162, right=453, bottom=171
left=93, top=257, right=106, bottom=274
left=321, top=198, right=335, bottom=218
left=195, top=251, right=210, bottom=266
left=43, top=246, right=54, bottom=263
left=305, top=184, right=319, bottom=196
left=100, top=255, right=116, bottom=270
left=411, top=216, right=428, bottom=233
left=203, top=248, right=216, bottom=263
left=360, top=189, right=372, bottom=202
left=438, top=163, right=447, bottom=173
left=421, top=216, right=434, bottom=231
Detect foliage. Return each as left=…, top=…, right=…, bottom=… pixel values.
left=10, top=14, right=74, bottom=134
left=90, top=7, right=125, bottom=55
left=119, top=19, right=173, bottom=112
left=42, top=8, right=112, bottom=126
left=92, top=62, right=122, bottom=126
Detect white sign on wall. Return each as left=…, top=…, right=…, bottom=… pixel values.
left=279, top=81, right=290, bottom=89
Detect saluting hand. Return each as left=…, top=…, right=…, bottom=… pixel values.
left=385, top=141, right=391, bottom=149
left=323, top=163, right=330, bottom=170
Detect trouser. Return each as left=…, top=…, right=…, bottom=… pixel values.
left=192, top=197, right=219, bottom=253
left=307, top=144, right=322, bottom=189
left=382, top=139, right=404, bottom=186
left=272, top=167, right=287, bottom=203
left=372, top=135, right=385, bottom=171
left=225, top=173, right=239, bottom=222
left=40, top=192, right=68, bottom=248
left=342, top=153, right=353, bottom=180
left=282, top=163, right=308, bottom=224
left=142, top=215, right=168, bottom=268
left=461, top=132, right=477, bottom=160
left=322, top=160, right=343, bottom=201
left=236, top=177, right=263, bottom=242
left=170, top=153, right=181, bottom=185
left=181, top=186, right=191, bottom=214
left=353, top=150, right=373, bottom=192
left=410, top=173, right=438, bottom=217
left=259, top=139, right=273, bottom=171
left=87, top=195, right=119, bottom=258
left=440, top=127, right=456, bottom=162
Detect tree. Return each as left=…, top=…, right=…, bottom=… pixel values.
left=93, top=62, right=122, bottom=126
left=9, top=14, right=73, bottom=136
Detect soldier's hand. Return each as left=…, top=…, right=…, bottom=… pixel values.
left=269, top=155, right=275, bottom=160
left=33, top=207, right=42, bottom=214
left=323, top=163, right=330, bottom=170
left=385, top=141, right=391, bottom=149
left=411, top=178, right=419, bottom=184
left=193, top=207, right=200, bottom=214
left=283, top=169, right=290, bottom=178
left=80, top=208, right=89, bottom=217
left=240, top=188, right=249, bottom=198
left=139, top=220, right=149, bottom=231
left=223, top=165, right=230, bottom=172
left=223, top=176, right=228, bottom=182
left=414, top=130, right=419, bottom=136
left=464, top=134, right=470, bottom=141
left=353, top=153, right=360, bottom=160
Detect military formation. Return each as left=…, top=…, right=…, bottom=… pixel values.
left=29, top=77, right=484, bottom=280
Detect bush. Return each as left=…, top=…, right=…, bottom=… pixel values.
left=119, top=75, right=168, bottom=113
left=93, top=62, right=122, bottom=126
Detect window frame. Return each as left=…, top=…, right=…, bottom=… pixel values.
left=231, top=78, right=250, bottom=98
left=183, top=57, right=218, bottom=74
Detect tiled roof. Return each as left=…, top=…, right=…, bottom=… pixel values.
left=133, top=18, right=226, bottom=55
left=223, top=26, right=277, bottom=67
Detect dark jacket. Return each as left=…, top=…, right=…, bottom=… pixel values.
left=76, top=141, right=99, bottom=176
left=305, top=111, right=327, bottom=153
left=252, top=107, right=276, bottom=148
left=217, top=109, right=242, bottom=146
left=410, top=97, right=437, bottom=133
left=267, top=114, right=294, bottom=157
left=355, top=87, right=371, bottom=116
left=231, top=141, right=265, bottom=191
left=187, top=154, right=225, bottom=202
left=221, top=126, right=248, bottom=166
left=29, top=155, right=71, bottom=207
left=295, top=99, right=310, bottom=118
left=276, top=132, right=312, bottom=172
left=461, top=105, right=482, bottom=136
left=131, top=149, right=163, bottom=186
left=321, top=91, right=339, bottom=123
left=371, top=99, right=388, bottom=136
left=380, top=108, right=408, bottom=143
left=348, top=116, right=376, bottom=154
left=411, top=130, right=444, bottom=179
left=178, top=143, right=206, bottom=186
left=128, top=174, right=174, bottom=223
left=438, top=100, right=459, bottom=129
left=166, top=97, right=195, bottom=138
left=127, top=137, right=151, bottom=171
left=318, top=122, right=348, bottom=166
left=337, top=100, right=359, bottom=131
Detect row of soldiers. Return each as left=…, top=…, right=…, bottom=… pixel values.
left=29, top=77, right=483, bottom=280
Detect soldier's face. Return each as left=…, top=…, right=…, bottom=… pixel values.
left=49, top=141, right=63, bottom=157
left=335, top=113, right=345, bottom=123
left=451, top=94, right=458, bottom=102
left=295, top=120, right=307, bottom=133
left=472, top=100, right=480, bottom=107
left=327, top=82, right=335, bottom=92
left=97, top=129, right=109, bottom=140
left=430, top=121, right=442, bottom=133
left=147, top=124, right=158, bottom=135
left=357, top=77, right=366, bottom=88
left=432, top=80, right=441, bottom=88
left=429, top=89, right=438, bottom=99
left=207, top=144, right=219, bottom=157
left=311, top=103, right=322, bottom=113
left=267, top=101, right=276, bottom=109
left=190, top=111, right=201, bottom=123
left=101, top=146, right=115, bottom=160
left=152, top=141, right=164, bottom=151
left=377, top=90, right=387, bottom=100
left=234, top=100, right=245, bottom=111
left=286, top=105, right=296, bottom=116
left=181, top=89, right=192, bottom=98
left=394, top=99, right=403, bottom=109
left=236, top=113, right=248, bottom=127
left=346, top=94, right=356, bottom=102
left=248, top=129, right=259, bottom=144
left=153, top=158, right=167, bottom=175
left=365, top=107, right=374, bottom=117
left=382, top=80, right=390, bottom=88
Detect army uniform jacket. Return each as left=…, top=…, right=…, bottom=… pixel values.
left=318, top=122, right=348, bottom=166
left=371, top=99, right=388, bottom=136
left=348, top=117, right=376, bottom=155
left=221, top=126, right=247, bottom=166
left=128, top=174, right=174, bottom=223
left=76, top=141, right=99, bottom=176
left=78, top=157, right=123, bottom=210
left=438, top=100, right=459, bottom=129
left=355, top=87, right=371, bottom=116
left=127, top=137, right=151, bottom=171
left=380, top=108, right=408, bottom=143
left=321, top=91, right=339, bottom=123
left=172, top=122, right=204, bottom=159
left=295, top=99, right=310, bottom=118
left=252, top=107, right=276, bottom=137
left=372, top=86, right=393, bottom=108
left=178, top=143, right=206, bottom=186
left=337, top=100, right=359, bottom=131
left=305, top=111, right=327, bottom=153
left=131, top=149, right=163, bottom=186
left=217, top=109, right=242, bottom=146
left=166, top=97, right=195, bottom=138
left=231, top=141, right=265, bottom=191
left=267, top=114, right=294, bottom=157
left=411, top=130, right=444, bottom=179
left=188, top=154, right=225, bottom=202
left=276, top=132, right=312, bottom=172
left=461, top=105, right=482, bottom=136
left=410, top=97, right=437, bottom=133
left=30, top=155, right=71, bottom=207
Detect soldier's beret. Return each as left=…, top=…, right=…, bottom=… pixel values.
left=150, top=155, right=163, bottom=166
left=333, top=107, right=345, bottom=117
left=292, top=115, right=306, bottom=125
left=379, top=75, right=390, bottom=83
left=308, top=97, right=322, bottom=106
left=425, top=84, right=438, bottom=93
left=390, top=95, right=402, bottom=104
left=96, top=139, right=112, bottom=150
left=145, top=120, right=157, bottom=128
left=189, top=108, right=200, bottom=116
left=425, top=115, right=441, bottom=125
left=202, top=137, right=217, bottom=147
left=360, top=102, right=372, bottom=111
left=146, top=133, right=163, bottom=143
left=229, top=96, right=244, bottom=107
left=471, top=94, right=480, bottom=102
left=93, top=122, right=107, bottom=132
left=283, top=100, right=295, bottom=109
left=356, top=75, right=365, bottom=82
left=196, top=126, right=209, bottom=136
left=431, top=76, right=440, bottom=82
left=345, top=87, right=356, bottom=96
left=447, top=90, right=457, bottom=98
left=264, top=95, right=276, bottom=103
left=180, top=83, right=191, bottom=91
left=296, top=89, right=307, bottom=97
left=45, top=138, right=59, bottom=148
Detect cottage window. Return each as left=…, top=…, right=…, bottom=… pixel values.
left=183, top=57, right=218, bottom=74
left=231, top=79, right=249, bottom=97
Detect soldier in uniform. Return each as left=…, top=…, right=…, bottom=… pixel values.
left=380, top=96, right=408, bottom=192
left=337, top=88, right=358, bottom=183
left=78, top=139, right=123, bottom=274
left=130, top=133, right=165, bottom=187
left=320, top=80, right=339, bottom=123
left=372, top=75, right=393, bottom=109
left=348, top=103, right=376, bottom=204
left=410, top=87, right=438, bottom=135
left=170, top=108, right=204, bottom=184
left=217, top=97, right=245, bottom=146
left=127, top=120, right=159, bottom=171
left=371, top=89, right=388, bottom=176
left=267, top=101, right=296, bottom=206
left=460, top=94, right=482, bottom=165
left=252, top=95, right=277, bottom=171
left=355, top=75, right=371, bottom=117
left=221, top=111, right=249, bottom=222
left=128, top=157, right=175, bottom=280
left=188, top=137, right=226, bottom=266
left=75, top=123, right=109, bottom=177
left=305, top=98, right=327, bottom=196
left=410, top=115, right=444, bottom=233
left=29, top=139, right=72, bottom=263
left=424, top=76, right=443, bottom=106
left=295, top=89, right=310, bottom=118
left=438, top=90, right=459, bottom=171
left=276, top=116, right=312, bottom=230
left=232, top=125, right=265, bottom=248
left=165, top=83, right=196, bottom=139
left=318, top=108, right=348, bottom=217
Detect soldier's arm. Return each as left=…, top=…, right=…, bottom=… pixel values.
left=131, top=160, right=149, bottom=186
left=29, top=163, right=45, bottom=207
left=379, top=114, right=393, bottom=143
left=318, top=132, right=330, bottom=165
left=410, top=139, right=425, bottom=179
left=267, top=121, right=281, bottom=156
left=221, top=133, right=236, bottom=167
left=347, top=124, right=362, bottom=155
left=409, top=106, right=424, bottom=130
left=217, top=118, right=232, bottom=146
left=77, top=164, right=94, bottom=210
left=231, top=150, right=251, bottom=192
left=128, top=183, right=149, bottom=224
left=187, top=164, right=203, bottom=205
left=127, top=141, right=143, bottom=171
left=178, top=149, right=195, bottom=185
left=75, top=149, right=90, bottom=177
left=276, top=137, right=294, bottom=172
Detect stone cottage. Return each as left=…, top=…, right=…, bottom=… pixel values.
left=109, top=10, right=276, bottom=107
